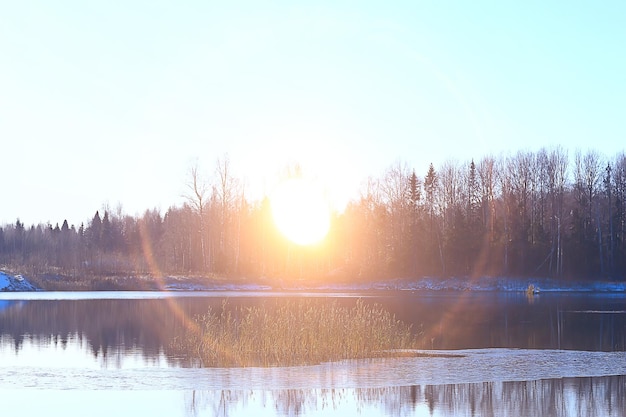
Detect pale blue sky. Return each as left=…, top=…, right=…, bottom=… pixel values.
left=1, top=1, right=625, bottom=226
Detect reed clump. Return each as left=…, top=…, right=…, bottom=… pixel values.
left=178, top=299, right=420, bottom=367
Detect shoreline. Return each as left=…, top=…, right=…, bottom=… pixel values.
left=2, top=269, right=625, bottom=293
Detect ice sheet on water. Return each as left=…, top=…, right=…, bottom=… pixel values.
left=3, top=348, right=626, bottom=390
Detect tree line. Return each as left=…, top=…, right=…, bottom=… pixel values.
left=1, top=148, right=625, bottom=282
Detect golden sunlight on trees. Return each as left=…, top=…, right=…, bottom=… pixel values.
left=184, top=163, right=209, bottom=271
left=1, top=148, right=626, bottom=283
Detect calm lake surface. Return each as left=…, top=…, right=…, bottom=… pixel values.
left=1, top=290, right=625, bottom=416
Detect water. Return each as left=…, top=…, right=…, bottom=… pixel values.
left=1, top=291, right=625, bottom=416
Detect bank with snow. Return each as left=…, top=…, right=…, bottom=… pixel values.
left=0, top=271, right=38, bottom=291
left=289, top=276, right=626, bottom=293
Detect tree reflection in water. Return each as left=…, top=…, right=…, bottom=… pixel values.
left=1, top=295, right=626, bottom=416
left=1, top=294, right=625, bottom=366
left=184, top=376, right=626, bottom=417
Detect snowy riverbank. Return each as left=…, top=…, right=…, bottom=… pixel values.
left=313, top=276, right=626, bottom=293
left=1, top=270, right=625, bottom=293
left=0, top=271, right=38, bottom=291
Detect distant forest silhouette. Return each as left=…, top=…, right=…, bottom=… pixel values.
left=1, top=148, right=625, bottom=282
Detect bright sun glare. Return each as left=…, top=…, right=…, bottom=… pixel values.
left=270, top=178, right=331, bottom=246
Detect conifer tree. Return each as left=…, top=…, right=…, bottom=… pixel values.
left=88, top=211, right=102, bottom=249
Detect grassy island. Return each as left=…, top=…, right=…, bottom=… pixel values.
left=175, top=299, right=421, bottom=367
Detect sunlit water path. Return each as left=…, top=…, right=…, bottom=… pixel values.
left=1, top=291, right=625, bottom=416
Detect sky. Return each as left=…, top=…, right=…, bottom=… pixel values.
left=1, top=1, right=625, bottom=227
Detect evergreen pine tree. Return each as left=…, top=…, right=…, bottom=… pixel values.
left=102, top=211, right=113, bottom=251
left=88, top=211, right=102, bottom=249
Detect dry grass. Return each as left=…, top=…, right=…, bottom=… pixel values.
left=176, top=299, right=421, bottom=367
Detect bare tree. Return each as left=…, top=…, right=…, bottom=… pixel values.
left=439, top=159, right=462, bottom=231
left=477, top=155, right=497, bottom=241
left=496, top=155, right=513, bottom=273
left=379, top=160, right=412, bottom=275
left=346, top=176, right=387, bottom=278
left=214, top=154, right=242, bottom=273
left=546, top=146, right=568, bottom=276
left=184, top=162, right=209, bottom=272
left=437, top=160, right=465, bottom=274
left=613, top=153, right=626, bottom=276
left=574, top=149, right=604, bottom=274
left=574, top=150, right=602, bottom=222
left=604, top=162, right=615, bottom=275
left=507, top=151, right=534, bottom=273
left=423, top=163, right=444, bottom=274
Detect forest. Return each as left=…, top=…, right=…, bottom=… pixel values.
left=1, top=147, right=625, bottom=283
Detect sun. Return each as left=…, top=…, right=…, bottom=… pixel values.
left=270, top=178, right=331, bottom=246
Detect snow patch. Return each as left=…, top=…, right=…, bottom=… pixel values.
left=0, top=271, right=38, bottom=292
